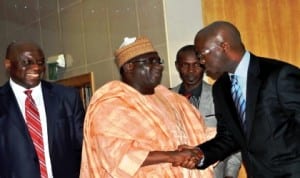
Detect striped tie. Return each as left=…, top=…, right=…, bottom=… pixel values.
left=25, top=90, right=48, bottom=178
left=230, top=75, right=247, bottom=132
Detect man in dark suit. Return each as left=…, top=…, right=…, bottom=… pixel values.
left=0, top=41, right=85, bottom=178
left=180, top=21, right=300, bottom=177
left=172, top=45, right=242, bottom=178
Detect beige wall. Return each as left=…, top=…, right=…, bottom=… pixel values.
left=164, top=0, right=203, bottom=87
left=0, top=0, right=183, bottom=88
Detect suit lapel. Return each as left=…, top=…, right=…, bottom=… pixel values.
left=41, top=81, right=57, bottom=154
left=1, top=82, right=35, bottom=149
left=217, top=75, right=247, bottom=146
left=245, top=54, right=262, bottom=141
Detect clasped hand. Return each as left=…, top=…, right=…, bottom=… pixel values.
left=171, top=144, right=203, bottom=169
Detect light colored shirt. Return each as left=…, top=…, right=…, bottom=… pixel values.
left=10, top=79, right=53, bottom=178
left=80, top=80, right=214, bottom=178
left=229, top=51, right=250, bottom=100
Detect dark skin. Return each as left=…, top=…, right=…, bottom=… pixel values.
left=4, top=41, right=46, bottom=89
left=179, top=21, right=246, bottom=175
left=175, top=48, right=204, bottom=92
left=121, top=52, right=163, bottom=95
left=176, top=45, right=237, bottom=178
left=120, top=52, right=202, bottom=168
left=194, top=21, right=245, bottom=80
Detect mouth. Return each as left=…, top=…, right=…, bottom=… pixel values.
left=185, top=74, right=196, bottom=81
left=150, top=69, right=162, bottom=83
left=205, top=71, right=221, bottom=80
left=152, top=71, right=162, bottom=80
left=26, top=73, right=40, bottom=80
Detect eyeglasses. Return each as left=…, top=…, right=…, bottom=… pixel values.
left=197, top=49, right=211, bottom=62
left=19, top=58, right=45, bottom=67
left=196, top=45, right=219, bottom=63
left=130, top=58, right=164, bottom=66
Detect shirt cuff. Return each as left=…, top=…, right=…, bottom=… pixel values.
left=197, top=156, right=205, bottom=167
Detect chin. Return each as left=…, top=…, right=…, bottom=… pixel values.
left=26, top=81, right=41, bottom=88
left=206, top=72, right=220, bottom=80
left=185, top=81, right=197, bottom=86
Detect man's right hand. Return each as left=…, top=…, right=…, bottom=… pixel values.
left=175, top=145, right=204, bottom=169
left=171, top=148, right=203, bottom=169
left=141, top=147, right=203, bottom=169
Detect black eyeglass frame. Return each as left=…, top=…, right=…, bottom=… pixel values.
left=130, top=58, right=164, bottom=65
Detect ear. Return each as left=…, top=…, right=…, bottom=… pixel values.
left=4, top=59, right=11, bottom=71
left=220, top=41, right=230, bottom=51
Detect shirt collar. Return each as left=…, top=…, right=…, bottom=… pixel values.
left=233, top=51, right=250, bottom=78
left=10, top=78, right=42, bottom=96
left=178, top=82, right=203, bottom=98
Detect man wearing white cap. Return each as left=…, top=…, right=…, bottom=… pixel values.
left=80, top=37, right=213, bottom=178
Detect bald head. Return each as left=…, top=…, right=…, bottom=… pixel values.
left=4, top=41, right=46, bottom=89
left=5, top=41, right=44, bottom=61
left=194, top=21, right=246, bottom=78
left=195, top=21, right=244, bottom=51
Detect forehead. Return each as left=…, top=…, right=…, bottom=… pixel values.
left=9, top=42, right=44, bottom=59
left=178, top=51, right=198, bottom=61
left=197, top=26, right=220, bottom=42
left=195, top=35, right=213, bottom=47
left=130, top=52, right=159, bottom=61
left=179, top=49, right=196, bottom=57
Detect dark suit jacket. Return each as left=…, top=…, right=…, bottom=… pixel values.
left=198, top=53, right=300, bottom=178
left=0, top=80, right=85, bottom=178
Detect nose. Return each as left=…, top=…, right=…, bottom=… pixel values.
left=188, top=65, right=194, bottom=72
left=27, top=62, right=45, bottom=72
left=31, top=63, right=41, bottom=69
left=199, top=59, right=206, bottom=65
left=153, top=62, right=164, bottom=71
left=187, top=64, right=198, bottom=72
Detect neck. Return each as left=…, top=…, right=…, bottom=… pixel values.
left=137, top=87, right=155, bottom=95
left=126, top=82, right=155, bottom=95
left=183, top=81, right=202, bottom=93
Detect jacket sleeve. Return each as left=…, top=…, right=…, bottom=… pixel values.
left=197, top=75, right=241, bottom=169
left=197, top=115, right=240, bottom=169
left=62, top=87, right=85, bottom=161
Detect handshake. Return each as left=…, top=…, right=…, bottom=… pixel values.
left=170, top=144, right=204, bottom=169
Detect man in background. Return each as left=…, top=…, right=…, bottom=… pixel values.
left=0, top=41, right=85, bottom=178
left=172, top=45, right=241, bottom=178
left=80, top=37, right=213, bottom=178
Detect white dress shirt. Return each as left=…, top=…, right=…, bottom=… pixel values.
left=10, top=79, right=53, bottom=178
left=229, top=51, right=250, bottom=101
